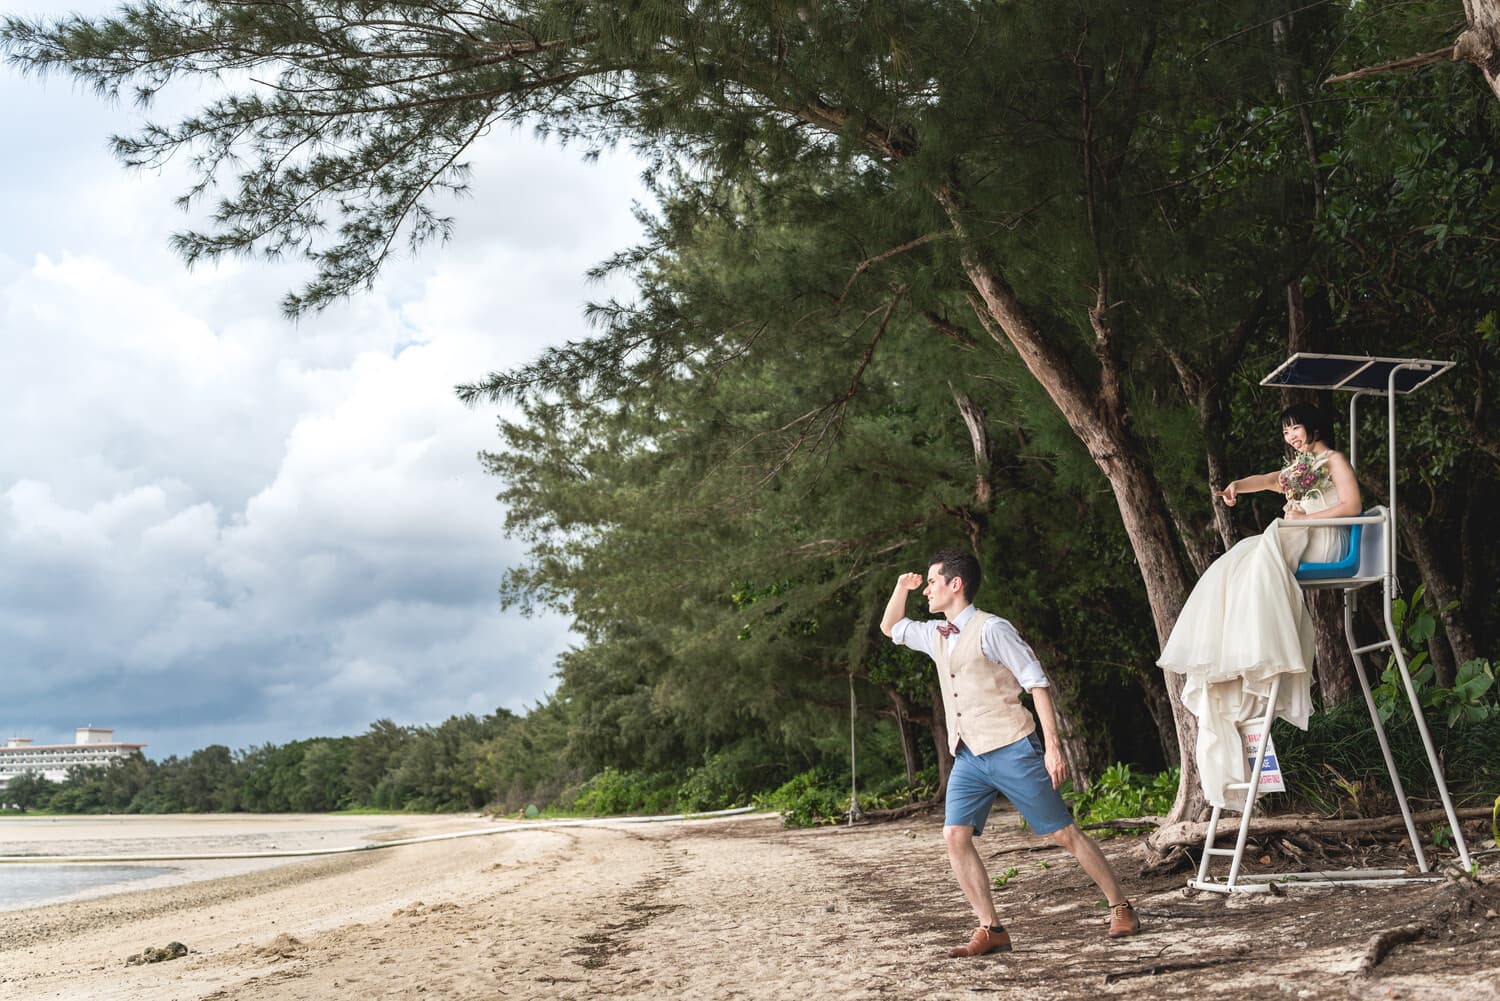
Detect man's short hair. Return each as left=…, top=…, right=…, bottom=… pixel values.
left=928, top=548, right=981, bottom=602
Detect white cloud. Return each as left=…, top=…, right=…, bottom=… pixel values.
left=0, top=45, right=644, bottom=757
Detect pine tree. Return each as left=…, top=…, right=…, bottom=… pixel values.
left=13, top=2, right=1496, bottom=836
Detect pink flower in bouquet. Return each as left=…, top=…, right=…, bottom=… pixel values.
left=1278, top=453, right=1329, bottom=499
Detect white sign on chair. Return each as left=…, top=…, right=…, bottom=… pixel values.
left=1241, top=725, right=1285, bottom=795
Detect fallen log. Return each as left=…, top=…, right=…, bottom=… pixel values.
left=1149, top=806, right=1491, bottom=851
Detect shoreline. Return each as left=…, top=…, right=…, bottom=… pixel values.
left=0, top=812, right=487, bottom=912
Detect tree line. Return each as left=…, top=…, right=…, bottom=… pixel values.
left=4, top=713, right=554, bottom=814
left=1, top=702, right=938, bottom=819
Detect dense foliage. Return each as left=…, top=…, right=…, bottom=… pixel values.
left=3, top=3, right=1499, bottom=825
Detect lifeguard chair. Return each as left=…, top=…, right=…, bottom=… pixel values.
left=1189, top=354, right=1472, bottom=893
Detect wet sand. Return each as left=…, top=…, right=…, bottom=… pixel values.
left=0, top=814, right=474, bottom=909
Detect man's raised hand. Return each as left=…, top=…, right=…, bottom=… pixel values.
left=881, top=572, right=925, bottom=637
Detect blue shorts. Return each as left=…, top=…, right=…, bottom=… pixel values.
left=945, top=734, right=1074, bottom=837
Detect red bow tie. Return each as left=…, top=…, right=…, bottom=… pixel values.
left=936, top=623, right=960, bottom=638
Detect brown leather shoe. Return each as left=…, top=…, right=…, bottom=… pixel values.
left=1107, top=901, right=1141, bottom=938
left=947, top=925, right=1013, bottom=958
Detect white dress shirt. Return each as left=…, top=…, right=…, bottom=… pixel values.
left=891, top=604, right=1049, bottom=689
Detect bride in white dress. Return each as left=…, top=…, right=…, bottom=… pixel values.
left=1158, top=405, right=1362, bottom=806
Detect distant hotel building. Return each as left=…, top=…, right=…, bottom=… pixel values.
left=0, top=728, right=145, bottom=788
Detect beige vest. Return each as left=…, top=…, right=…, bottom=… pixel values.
left=934, top=610, right=1036, bottom=756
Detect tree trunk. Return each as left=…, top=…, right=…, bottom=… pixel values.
left=1459, top=0, right=1500, bottom=102
left=1459, top=474, right=1491, bottom=656
left=945, top=250, right=1193, bottom=639
left=1324, top=2, right=1500, bottom=102
left=952, top=388, right=993, bottom=510
left=1032, top=641, right=1112, bottom=791
left=1355, top=458, right=1482, bottom=679
left=1309, top=588, right=1358, bottom=706
left=891, top=690, right=918, bottom=789
left=931, top=690, right=954, bottom=802
left=1401, top=513, right=1479, bottom=677
left=1134, top=666, right=1180, bottom=768
left=1426, top=629, right=1457, bottom=690
left=1160, top=293, right=1266, bottom=562
left=934, top=190, right=1202, bottom=835
left=1165, top=503, right=1214, bottom=577
left=1203, top=442, right=1240, bottom=555
left=1167, top=278, right=1282, bottom=570
left=1151, top=805, right=1494, bottom=849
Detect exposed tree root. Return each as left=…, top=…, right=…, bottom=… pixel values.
left=1103, top=953, right=1254, bottom=984
left=1139, top=844, right=1192, bottom=876
left=857, top=799, right=942, bottom=821
left=1357, top=924, right=1425, bottom=975
left=1081, top=816, right=1165, bottom=830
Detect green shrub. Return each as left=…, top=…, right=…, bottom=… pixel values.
left=675, top=741, right=783, bottom=813
left=1063, top=763, right=1178, bottom=834
left=571, top=768, right=677, bottom=816
left=1274, top=699, right=1500, bottom=815
left=758, top=768, right=848, bottom=827
left=1375, top=657, right=1495, bottom=728
left=1374, top=586, right=1497, bottom=727
left=868, top=764, right=939, bottom=803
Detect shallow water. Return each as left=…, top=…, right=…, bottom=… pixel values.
left=0, top=863, right=177, bottom=911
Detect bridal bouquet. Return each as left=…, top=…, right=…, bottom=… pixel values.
left=1278, top=452, right=1332, bottom=500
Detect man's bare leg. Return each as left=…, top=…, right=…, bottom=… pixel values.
left=943, top=824, right=998, bottom=925
left=1047, top=823, right=1126, bottom=904
left=942, top=824, right=1014, bottom=956
left=1050, top=822, right=1141, bottom=936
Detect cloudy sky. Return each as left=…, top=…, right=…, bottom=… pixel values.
left=0, top=2, right=648, bottom=759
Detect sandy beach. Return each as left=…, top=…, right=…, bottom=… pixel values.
left=1, top=809, right=1497, bottom=1000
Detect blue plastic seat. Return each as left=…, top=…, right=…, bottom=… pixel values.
left=1295, top=523, right=1363, bottom=581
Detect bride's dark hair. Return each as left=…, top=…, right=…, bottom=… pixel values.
left=1280, top=403, right=1335, bottom=447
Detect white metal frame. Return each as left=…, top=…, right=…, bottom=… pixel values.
left=1190, top=356, right=1471, bottom=893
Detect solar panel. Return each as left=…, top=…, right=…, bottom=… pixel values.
left=1260, top=354, right=1453, bottom=394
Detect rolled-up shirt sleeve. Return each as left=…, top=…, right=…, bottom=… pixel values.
left=981, top=617, right=1050, bottom=689
left=889, top=617, right=935, bottom=659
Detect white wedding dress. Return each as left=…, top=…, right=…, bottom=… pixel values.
left=1158, top=451, right=1346, bottom=807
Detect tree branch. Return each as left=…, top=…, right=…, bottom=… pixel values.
left=1323, top=46, right=1459, bottom=87
left=836, top=233, right=940, bottom=306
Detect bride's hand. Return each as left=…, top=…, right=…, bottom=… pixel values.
left=1213, top=482, right=1238, bottom=507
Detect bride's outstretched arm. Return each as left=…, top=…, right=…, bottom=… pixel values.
left=1214, top=470, right=1282, bottom=507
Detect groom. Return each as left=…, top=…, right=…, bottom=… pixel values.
left=880, top=548, right=1141, bottom=956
